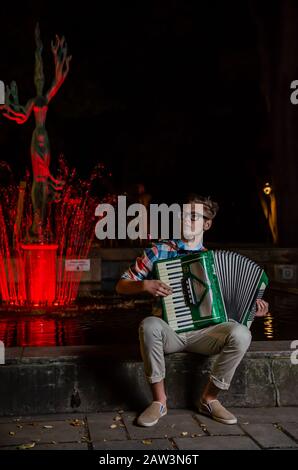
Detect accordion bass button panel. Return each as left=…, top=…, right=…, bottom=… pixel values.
left=156, top=259, right=194, bottom=331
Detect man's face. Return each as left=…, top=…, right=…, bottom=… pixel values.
left=181, top=202, right=212, bottom=240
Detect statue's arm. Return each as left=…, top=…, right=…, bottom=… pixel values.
left=0, top=81, right=33, bottom=124
left=46, top=34, right=71, bottom=103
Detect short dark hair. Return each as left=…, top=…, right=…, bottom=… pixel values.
left=181, top=192, right=219, bottom=220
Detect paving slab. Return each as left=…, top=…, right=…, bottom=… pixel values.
left=93, top=439, right=175, bottom=450
left=165, top=409, right=194, bottom=415
left=0, top=420, right=87, bottom=446
left=0, top=408, right=298, bottom=451
left=0, top=442, right=88, bottom=450
left=122, top=411, right=203, bottom=439
left=32, top=442, right=88, bottom=450
left=241, top=423, right=298, bottom=448
left=194, top=413, right=245, bottom=435
left=174, top=435, right=260, bottom=450
left=275, top=422, right=298, bottom=442
left=87, top=413, right=128, bottom=442
left=0, top=413, right=85, bottom=424
left=230, top=407, right=298, bottom=424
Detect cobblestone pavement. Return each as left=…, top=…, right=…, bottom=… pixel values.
left=0, top=408, right=297, bottom=450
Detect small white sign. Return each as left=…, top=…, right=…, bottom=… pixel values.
left=0, top=341, right=4, bottom=365
left=65, top=259, right=90, bottom=272
left=291, top=340, right=298, bottom=365
left=0, top=81, right=4, bottom=105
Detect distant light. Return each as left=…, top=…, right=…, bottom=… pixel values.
left=263, top=182, right=272, bottom=196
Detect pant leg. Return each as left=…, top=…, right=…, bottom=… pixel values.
left=139, top=316, right=187, bottom=384
left=184, top=321, right=252, bottom=390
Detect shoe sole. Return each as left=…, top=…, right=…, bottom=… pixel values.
left=198, top=408, right=237, bottom=425
left=137, top=411, right=167, bottom=427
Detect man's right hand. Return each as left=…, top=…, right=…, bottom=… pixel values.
left=143, top=280, right=172, bottom=297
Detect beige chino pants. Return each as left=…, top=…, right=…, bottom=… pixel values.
left=139, top=316, right=252, bottom=390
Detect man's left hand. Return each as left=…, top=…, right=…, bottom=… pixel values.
left=255, top=299, right=270, bottom=317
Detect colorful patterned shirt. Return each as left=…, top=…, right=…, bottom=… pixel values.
left=120, top=239, right=207, bottom=281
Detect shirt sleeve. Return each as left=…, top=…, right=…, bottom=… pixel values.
left=120, top=243, right=159, bottom=281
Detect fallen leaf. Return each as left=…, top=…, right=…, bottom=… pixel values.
left=9, top=431, right=15, bottom=436
left=17, top=442, right=36, bottom=450
left=142, top=439, right=152, bottom=445
left=43, top=425, right=54, bottom=429
left=180, top=432, right=188, bottom=437
left=51, top=441, right=57, bottom=444
left=110, top=424, right=117, bottom=429
left=113, top=416, right=122, bottom=421
left=69, top=419, right=85, bottom=427
left=17, top=425, right=23, bottom=429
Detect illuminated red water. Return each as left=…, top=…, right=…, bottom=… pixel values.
left=0, top=290, right=297, bottom=346
left=0, top=158, right=114, bottom=306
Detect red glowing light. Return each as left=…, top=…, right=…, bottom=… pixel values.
left=16, top=319, right=57, bottom=347
left=0, top=157, right=110, bottom=307
left=21, top=244, right=58, bottom=305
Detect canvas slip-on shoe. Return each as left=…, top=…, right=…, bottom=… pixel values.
left=197, top=399, right=237, bottom=425
left=137, top=401, right=167, bottom=427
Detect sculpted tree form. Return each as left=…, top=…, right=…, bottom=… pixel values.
left=0, top=23, right=71, bottom=241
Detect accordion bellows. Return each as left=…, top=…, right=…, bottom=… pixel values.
left=154, top=250, right=269, bottom=334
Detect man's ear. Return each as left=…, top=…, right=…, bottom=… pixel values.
left=203, top=219, right=212, bottom=231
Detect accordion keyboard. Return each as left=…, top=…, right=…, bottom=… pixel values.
left=157, top=258, right=194, bottom=331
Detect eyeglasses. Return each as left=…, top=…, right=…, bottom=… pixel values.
left=178, top=212, right=207, bottom=222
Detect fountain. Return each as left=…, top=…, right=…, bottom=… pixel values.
left=0, top=24, right=113, bottom=308
left=0, top=157, right=115, bottom=308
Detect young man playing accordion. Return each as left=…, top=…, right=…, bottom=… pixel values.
left=116, top=194, right=269, bottom=427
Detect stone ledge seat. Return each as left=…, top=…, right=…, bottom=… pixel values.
left=0, top=340, right=297, bottom=416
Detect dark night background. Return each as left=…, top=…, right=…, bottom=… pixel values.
left=0, top=0, right=298, bottom=245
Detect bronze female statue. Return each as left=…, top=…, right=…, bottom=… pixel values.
left=0, top=24, right=71, bottom=242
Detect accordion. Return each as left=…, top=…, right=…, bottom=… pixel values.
left=154, top=250, right=269, bottom=334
